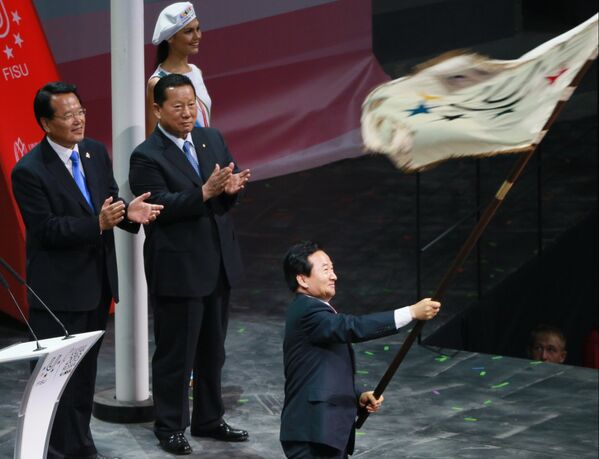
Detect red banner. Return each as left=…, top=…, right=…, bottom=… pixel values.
left=0, top=0, right=59, bottom=320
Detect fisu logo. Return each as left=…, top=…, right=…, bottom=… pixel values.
left=0, top=0, right=9, bottom=39
left=0, top=0, right=10, bottom=38
left=1, top=2, right=29, bottom=80
left=14, top=137, right=27, bottom=162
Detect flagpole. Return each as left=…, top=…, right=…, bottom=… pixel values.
left=356, top=55, right=596, bottom=429
left=92, top=0, right=153, bottom=423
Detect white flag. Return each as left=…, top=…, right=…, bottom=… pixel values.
left=361, top=14, right=598, bottom=172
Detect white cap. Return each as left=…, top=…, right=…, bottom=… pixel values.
left=152, top=2, right=196, bottom=45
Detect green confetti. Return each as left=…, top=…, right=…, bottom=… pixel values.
left=238, top=327, right=245, bottom=333
left=483, top=400, right=493, bottom=405
left=479, top=371, right=487, bottom=377
left=491, top=356, right=503, bottom=360
left=451, top=406, right=463, bottom=411
left=238, top=399, right=249, bottom=404
left=494, top=268, right=505, bottom=273
left=530, top=361, right=543, bottom=365
left=365, top=351, right=375, bottom=356
left=383, top=345, right=390, bottom=351
left=435, top=355, right=449, bottom=362
left=464, top=417, right=478, bottom=422
left=356, top=432, right=366, bottom=436
left=356, top=370, right=369, bottom=375
left=491, top=382, right=509, bottom=389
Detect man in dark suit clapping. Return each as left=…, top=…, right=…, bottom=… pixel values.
left=129, top=73, right=250, bottom=455
left=280, top=241, right=441, bottom=458
left=11, top=81, right=161, bottom=459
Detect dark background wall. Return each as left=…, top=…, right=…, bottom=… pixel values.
left=424, top=212, right=598, bottom=366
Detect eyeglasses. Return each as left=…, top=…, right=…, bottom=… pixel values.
left=54, top=108, right=87, bottom=122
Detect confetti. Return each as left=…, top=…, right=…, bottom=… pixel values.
left=365, top=351, right=375, bottom=356
left=238, top=399, right=249, bottom=404
left=483, top=400, right=493, bottom=405
left=357, top=370, right=369, bottom=375
left=436, top=355, right=450, bottom=362
left=432, top=390, right=440, bottom=395
left=530, top=361, right=543, bottom=365
left=356, top=432, right=366, bottom=436
left=383, top=345, right=390, bottom=351
left=238, top=328, right=246, bottom=333
left=491, top=382, right=509, bottom=389
left=452, top=406, right=463, bottom=411
left=464, top=417, right=478, bottom=422
left=479, top=371, right=487, bottom=377
left=491, top=356, right=503, bottom=360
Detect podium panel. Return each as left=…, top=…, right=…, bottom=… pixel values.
left=0, top=331, right=103, bottom=459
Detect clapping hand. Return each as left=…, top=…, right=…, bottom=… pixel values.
left=99, top=197, right=126, bottom=231
left=127, top=192, right=163, bottom=224
left=224, top=163, right=251, bottom=195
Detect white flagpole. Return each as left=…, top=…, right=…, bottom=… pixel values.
left=93, top=0, right=152, bottom=421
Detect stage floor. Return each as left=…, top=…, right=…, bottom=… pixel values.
left=0, top=116, right=597, bottom=458
left=0, top=313, right=597, bottom=458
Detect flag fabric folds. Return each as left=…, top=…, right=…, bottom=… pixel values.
left=361, top=14, right=598, bottom=172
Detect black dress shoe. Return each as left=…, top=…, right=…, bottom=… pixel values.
left=158, top=432, right=192, bottom=455
left=192, top=421, right=249, bottom=442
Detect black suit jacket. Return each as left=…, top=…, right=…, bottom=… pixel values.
left=11, top=137, right=138, bottom=312
left=128, top=127, right=243, bottom=297
left=280, top=294, right=399, bottom=452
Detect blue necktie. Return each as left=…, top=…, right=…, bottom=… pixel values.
left=70, top=151, right=94, bottom=211
left=182, top=141, right=201, bottom=177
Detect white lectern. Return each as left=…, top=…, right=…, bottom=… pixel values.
left=0, top=331, right=104, bottom=459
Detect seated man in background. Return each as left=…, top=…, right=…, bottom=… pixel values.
left=280, top=241, right=441, bottom=458
left=528, top=324, right=567, bottom=364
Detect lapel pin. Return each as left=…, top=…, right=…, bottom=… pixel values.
left=202, top=143, right=206, bottom=148
left=85, top=152, right=91, bottom=159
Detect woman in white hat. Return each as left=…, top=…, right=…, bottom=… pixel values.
left=146, top=2, right=211, bottom=136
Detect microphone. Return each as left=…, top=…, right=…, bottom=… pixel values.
left=0, top=270, right=45, bottom=351
left=0, top=256, right=72, bottom=339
